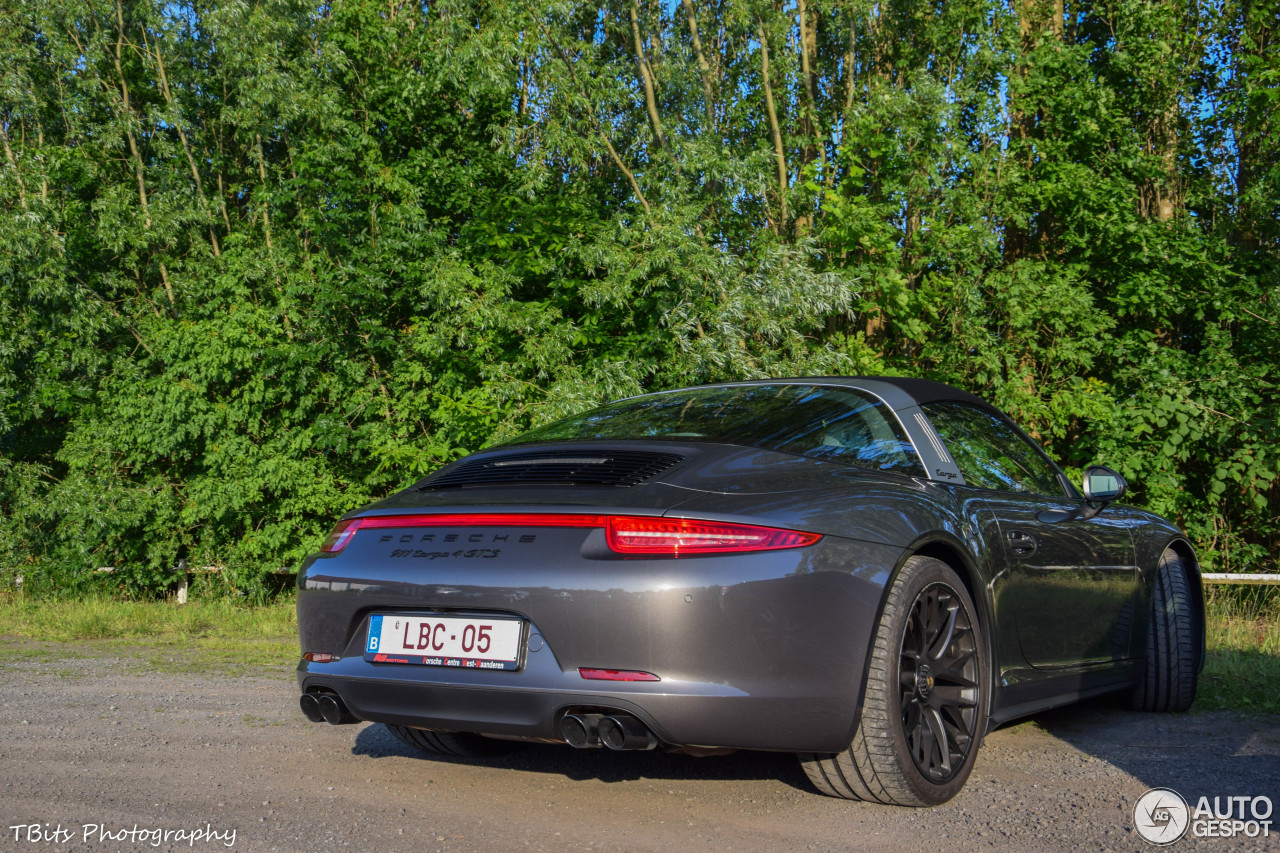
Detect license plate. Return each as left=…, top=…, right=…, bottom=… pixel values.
left=364, top=613, right=523, bottom=671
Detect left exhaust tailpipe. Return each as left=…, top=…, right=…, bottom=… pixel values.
left=308, top=692, right=357, bottom=725
left=559, top=713, right=605, bottom=748
left=299, top=693, right=324, bottom=723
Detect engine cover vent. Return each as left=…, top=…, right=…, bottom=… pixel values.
left=420, top=450, right=685, bottom=490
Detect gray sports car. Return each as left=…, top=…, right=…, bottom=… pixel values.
left=295, top=377, right=1203, bottom=806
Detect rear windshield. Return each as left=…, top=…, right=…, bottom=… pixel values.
left=508, top=384, right=924, bottom=475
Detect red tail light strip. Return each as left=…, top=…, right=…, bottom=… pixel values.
left=321, top=513, right=820, bottom=557
left=321, top=513, right=606, bottom=552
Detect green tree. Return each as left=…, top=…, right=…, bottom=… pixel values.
left=0, top=0, right=1274, bottom=597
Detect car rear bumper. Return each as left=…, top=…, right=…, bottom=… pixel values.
left=299, top=620, right=863, bottom=751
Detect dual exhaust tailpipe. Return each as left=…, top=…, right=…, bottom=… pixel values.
left=560, top=712, right=657, bottom=751
left=299, top=692, right=357, bottom=725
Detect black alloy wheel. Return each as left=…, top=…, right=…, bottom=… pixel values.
left=799, top=556, right=988, bottom=806
left=898, top=580, right=981, bottom=784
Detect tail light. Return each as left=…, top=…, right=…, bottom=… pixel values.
left=604, top=517, right=820, bottom=555
left=320, top=519, right=362, bottom=553
left=319, top=513, right=819, bottom=557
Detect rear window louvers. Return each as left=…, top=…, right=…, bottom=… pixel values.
left=419, top=450, right=685, bottom=490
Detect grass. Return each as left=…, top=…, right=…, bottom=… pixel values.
left=0, top=593, right=299, bottom=673
left=1194, top=586, right=1280, bottom=714
left=0, top=593, right=297, bottom=641
left=0, top=588, right=1276, bottom=710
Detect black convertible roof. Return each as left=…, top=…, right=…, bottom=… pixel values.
left=686, top=376, right=995, bottom=413
left=615, top=376, right=1011, bottom=485
left=810, top=376, right=989, bottom=408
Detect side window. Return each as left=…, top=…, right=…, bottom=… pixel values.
left=922, top=402, right=1066, bottom=496
left=778, top=390, right=922, bottom=475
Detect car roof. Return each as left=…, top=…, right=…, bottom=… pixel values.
left=633, top=377, right=1012, bottom=485
left=649, top=376, right=997, bottom=415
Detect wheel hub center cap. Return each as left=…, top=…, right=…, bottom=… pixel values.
left=916, top=664, right=935, bottom=699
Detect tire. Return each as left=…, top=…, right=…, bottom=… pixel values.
left=1109, top=598, right=1135, bottom=658
left=1128, top=548, right=1199, bottom=712
left=385, top=725, right=525, bottom=758
left=800, top=556, right=988, bottom=806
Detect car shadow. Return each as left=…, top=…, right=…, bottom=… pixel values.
left=351, top=723, right=815, bottom=792
left=349, top=700, right=1280, bottom=804
left=1006, top=694, right=1280, bottom=805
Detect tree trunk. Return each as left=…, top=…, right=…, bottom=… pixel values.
left=629, top=5, right=680, bottom=176
left=758, top=18, right=788, bottom=232
left=680, top=0, right=716, bottom=128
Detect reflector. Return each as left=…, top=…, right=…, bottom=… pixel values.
left=578, top=668, right=661, bottom=682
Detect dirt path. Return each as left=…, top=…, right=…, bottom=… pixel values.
left=1, top=643, right=1276, bottom=852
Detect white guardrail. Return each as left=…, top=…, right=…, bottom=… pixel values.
left=1200, top=573, right=1280, bottom=586
left=81, top=568, right=1278, bottom=599
left=93, top=564, right=294, bottom=603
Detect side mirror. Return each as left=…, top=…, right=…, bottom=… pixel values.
left=1080, top=465, right=1126, bottom=519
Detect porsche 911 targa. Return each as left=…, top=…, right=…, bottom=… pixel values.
left=296, top=377, right=1203, bottom=806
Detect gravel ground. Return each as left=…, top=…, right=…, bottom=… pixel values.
left=0, top=641, right=1276, bottom=853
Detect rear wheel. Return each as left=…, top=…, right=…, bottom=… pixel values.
left=800, top=556, right=988, bottom=806
left=385, top=725, right=524, bottom=758
left=1128, top=548, right=1199, bottom=712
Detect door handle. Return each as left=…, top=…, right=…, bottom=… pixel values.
left=1006, top=530, right=1038, bottom=557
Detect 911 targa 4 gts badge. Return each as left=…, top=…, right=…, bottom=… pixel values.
left=387, top=548, right=503, bottom=560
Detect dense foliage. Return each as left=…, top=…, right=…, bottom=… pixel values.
left=1, top=0, right=1275, bottom=597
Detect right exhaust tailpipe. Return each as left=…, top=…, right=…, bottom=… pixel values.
left=314, top=693, right=357, bottom=725
left=598, top=714, right=658, bottom=751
